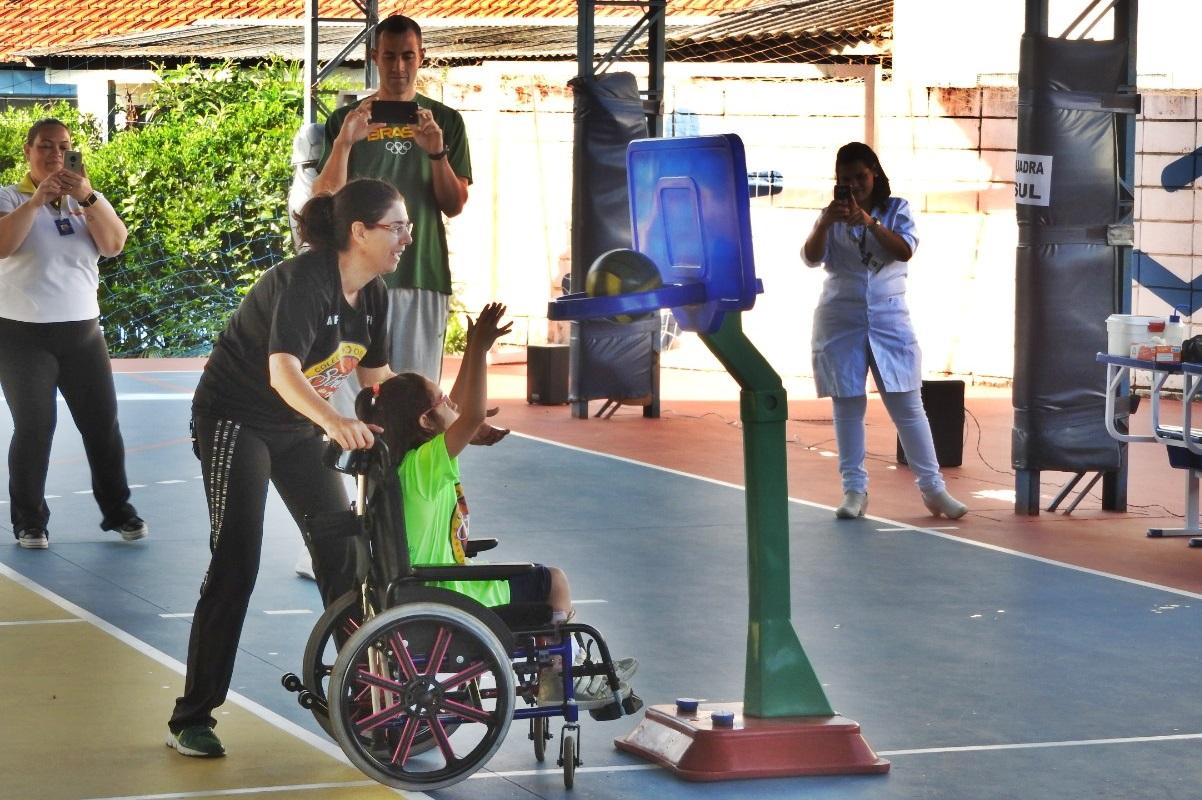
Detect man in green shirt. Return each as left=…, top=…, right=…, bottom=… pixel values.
left=314, top=13, right=471, bottom=383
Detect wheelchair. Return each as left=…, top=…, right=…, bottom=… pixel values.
left=281, top=440, right=642, bottom=790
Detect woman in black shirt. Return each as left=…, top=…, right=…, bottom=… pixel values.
left=167, top=178, right=405, bottom=757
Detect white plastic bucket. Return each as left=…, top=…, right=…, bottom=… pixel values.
left=1106, top=314, right=1160, bottom=356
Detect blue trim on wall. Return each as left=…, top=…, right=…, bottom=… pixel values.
left=1161, top=147, right=1201, bottom=193
left=1133, top=149, right=1201, bottom=315
left=0, top=69, right=74, bottom=98
left=1136, top=251, right=1199, bottom=315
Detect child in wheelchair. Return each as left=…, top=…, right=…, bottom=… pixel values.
left=354, top=302, right=637, bottom=707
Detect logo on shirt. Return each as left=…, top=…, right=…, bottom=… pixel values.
left=325, top=314, right=340, bottom=326
left=368, top=126, right=417, bottom=157
left=304, top=342, right=368, bottom=399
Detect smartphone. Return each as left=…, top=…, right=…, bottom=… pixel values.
left=65, top=150, right=83, bottom=174
left=833, top=184, right=852, bottom=202
left=370, top=100, right=420, bottom=125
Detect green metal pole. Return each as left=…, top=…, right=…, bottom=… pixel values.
left=701, top=312, right=834, bottom=717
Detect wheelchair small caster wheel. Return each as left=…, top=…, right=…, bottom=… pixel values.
left=298, top=689, right=316, bottom=710
left=559, top=729, right=578, bottom=789
left=530, top=717, right=550, bottom=762
left=281, top=673, right=302, bottom=693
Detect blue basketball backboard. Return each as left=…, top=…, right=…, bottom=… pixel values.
left=628, top=134, right=761, bottom=333
left=549, top=134, right=762, bottom=334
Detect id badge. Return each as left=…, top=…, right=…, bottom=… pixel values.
left=55, top=218, right=74, bottom=236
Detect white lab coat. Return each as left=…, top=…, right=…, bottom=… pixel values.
left=804, top=196, right=921, bottom=399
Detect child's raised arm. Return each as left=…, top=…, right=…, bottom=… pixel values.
left=444, top=302, right=512, bottom=457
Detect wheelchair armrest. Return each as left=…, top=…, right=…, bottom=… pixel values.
left=411, top=562, right=539, bottom=581
left=464, top=538, right=498, bottom=557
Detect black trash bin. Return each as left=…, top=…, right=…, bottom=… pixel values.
left=897, top=379, right=965, bottom=468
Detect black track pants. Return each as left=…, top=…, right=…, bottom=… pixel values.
left=0, top=317, right=135, bottom=536
left=169, top=414, right=358, bottom=733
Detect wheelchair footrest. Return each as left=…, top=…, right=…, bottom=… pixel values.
left=590, top=691, right=644, bottom=721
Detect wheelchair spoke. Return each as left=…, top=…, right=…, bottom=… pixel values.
left=440, top=697, right=496, bottom=725
left=429, top=714, right=457, bottom=762
left=390, top=631, right=419, bottom=680
left=439, top=660, right=491, bottom=692
left=424, top=625, right=453, bottom=676
left=389, top=715, right=421, bottom=766
left=353, top=699, right=408, bottom=735
left=352, top=665, right=407, bottom=696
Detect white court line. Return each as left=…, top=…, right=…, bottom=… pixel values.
left=62, top=726, right=1202, bottom=791
left=470, top=731, right=1202, bottom=781
left=155, top=479, right=187, bottom=485
left=0, top=617, right=85, bottom=627
left=512, top=431, right=1202, bottom=602
left=0, top=563, right=435, bottom=800
left=157, top=613, right=193, bottom=619
left=875, top=526, right=959, bottom=532
left=573, top=598, right=607, bottom=604
left=263, top=609, right=312, bottom=615
left=81, top=780, right=378, bottom=800
left=878, top=731, right=1202, bottom=757
left=476, top=763, right=659, bottom=779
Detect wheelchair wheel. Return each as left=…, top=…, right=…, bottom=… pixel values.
left=302, top=591, right=458, bottom=752
left=531, top=716, right=549, bottom=762
left=328, top=602, right=515, bottom=790
left=560, top=728, right=577, bottom=789
left=302, top=590, right=362, bottom=737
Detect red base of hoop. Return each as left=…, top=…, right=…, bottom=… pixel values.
left=614, top=702, right=890, bottom=782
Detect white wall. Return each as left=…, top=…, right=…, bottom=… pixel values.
left=424, top=61, right=1198, bottom=388
left=894, top=0, right=1202, bottom=90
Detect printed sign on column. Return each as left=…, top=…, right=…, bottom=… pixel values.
left=1015, top=153, right=1052, bottom=207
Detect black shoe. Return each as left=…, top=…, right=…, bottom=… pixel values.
left=117, top=516, right=148, bottom=541
left=17, top=528, right=48, bottom=549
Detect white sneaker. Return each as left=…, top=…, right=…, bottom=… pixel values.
left=294, top=548, right=315, bottom=580
left=117, top=516, right=148, bottom=541
left=540, top=667, right=634, bottom=706
left=612, top=656, right=639, bottom=683
left=835, top=491, right=868, bottom=519
left=17, top=528, right=48, bottom=549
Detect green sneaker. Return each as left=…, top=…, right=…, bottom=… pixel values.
left=166, top=725, right=225, bottom=757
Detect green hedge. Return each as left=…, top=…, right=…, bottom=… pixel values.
left=0, top=61, right=301, bottom=356
left=2, top=61, right=469, bottom=357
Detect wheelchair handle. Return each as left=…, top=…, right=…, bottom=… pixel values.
left=321, top=438, right=390, bottom=476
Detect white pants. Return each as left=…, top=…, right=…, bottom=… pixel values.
left=832, top=388, right=945, bottom=495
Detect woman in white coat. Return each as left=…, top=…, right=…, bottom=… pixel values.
left=802, top=142, right=966, bottom=521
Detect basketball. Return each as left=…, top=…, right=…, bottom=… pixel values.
left=585, top=249, right=662, bottom=323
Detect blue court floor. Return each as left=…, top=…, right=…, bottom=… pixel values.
left=1, top=369, right=1200, bottom=800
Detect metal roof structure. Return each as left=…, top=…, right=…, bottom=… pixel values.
left=15, top=0, right=891, bottom=67
left=669, top=0, right=892, bottom=62
left=0, top=0, right=758, bottom=63
left=16, top=18, right=703, bottom=67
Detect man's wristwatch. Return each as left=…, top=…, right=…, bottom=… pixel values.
left=79, top=192, right=99, bottom=208
left=428, top=148, right=449, bottom=161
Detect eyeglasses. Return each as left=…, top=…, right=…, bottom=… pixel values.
left=366, top=220, right=413, bottom=237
